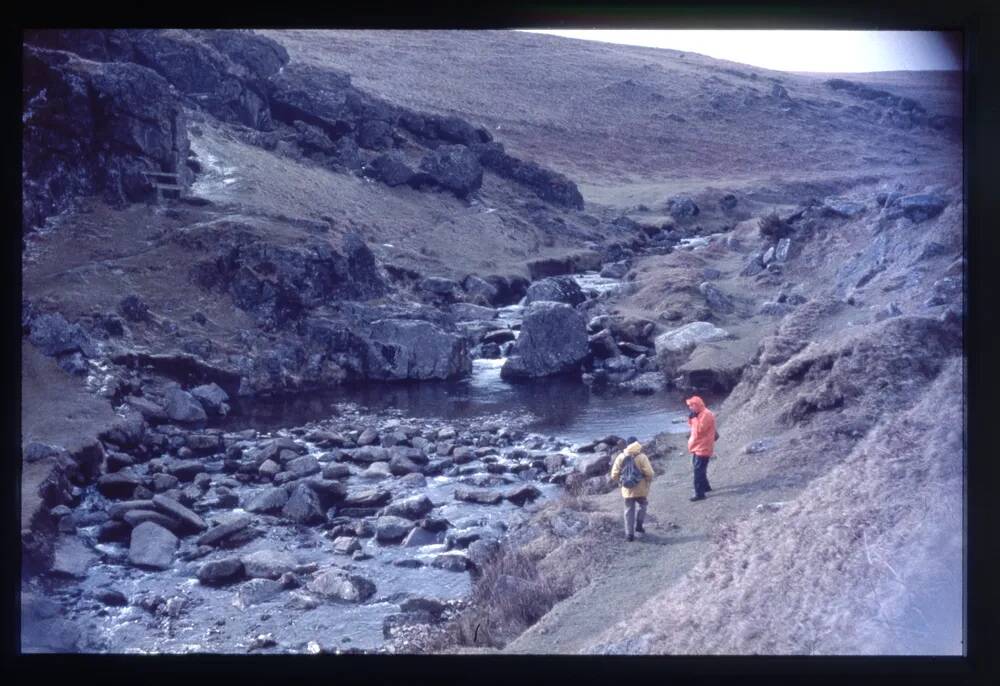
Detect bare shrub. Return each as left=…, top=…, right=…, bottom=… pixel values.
left=758, top=210, right=789, bottom=239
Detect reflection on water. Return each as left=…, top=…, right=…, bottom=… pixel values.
left=221, top=360, right=717, bottom=445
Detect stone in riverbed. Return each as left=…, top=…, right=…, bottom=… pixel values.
left=241, top=550, right=297, bottom=579
left=402, top=526, right=445, bottom=547
left=332, top=536, right=361, bottom=555
left=453, top=487, right=503, bottom=505
left=285, top=455, right=321, bottom=478
left=164, top=387, right=208, bottom=423
left=244, top=487, right=289, bottom=514
left=123, top=509, right=183, bottom=532
left=197, top=515, right=253, bottom=547
left=341, top=486, right=392, bottom=508
left=501, top=302, right=588, bottom=380
left=321, top=463, right=351, bottom=480
left=281, top=483, right=325, bottom=524
left=50, top=537, right=97, bottom=578
left=97, top=472, right=143, bottom=500
left=152, top=494, right=207, bottom=532
left=381, top=494, right=434, bottom=520
left=234, top=578, right=284, bottom=608
left=307, top=569, right=376, bottom=602
left=375, top=516, right=416, bottom=543
left=505, top=484, right=542, bottom=506
left=128, top=521, right=178, bottom=570
left=198, top=557, right=244, bottom=585
left=431, top=553, right=470, bottom=572
left=576, top=453, right=612, bottom=477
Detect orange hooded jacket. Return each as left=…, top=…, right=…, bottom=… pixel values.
left=686, top=396, right=716, bottom=457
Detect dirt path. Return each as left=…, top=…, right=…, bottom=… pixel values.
left=502, top=437, right=806, bottom=654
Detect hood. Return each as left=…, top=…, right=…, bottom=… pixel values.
left=624, top=441, right=643, bottom=456
left=686, top=396, right=706, bottom=413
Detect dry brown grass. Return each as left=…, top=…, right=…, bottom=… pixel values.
left=587, top=357, right=963, bottom=655
left=415, top=494, right=616, bottom=652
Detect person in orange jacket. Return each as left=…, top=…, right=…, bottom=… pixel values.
left=686, top=395, right=716, bottom=501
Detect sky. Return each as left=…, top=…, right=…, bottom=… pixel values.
left=520, top=30, right=962, bottom=73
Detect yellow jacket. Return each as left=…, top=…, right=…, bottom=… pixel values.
left=609, top=443, right=655, bottom=499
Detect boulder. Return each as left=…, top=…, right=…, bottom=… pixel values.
left=332, top=536, right=362, bottom=555
left=576, top=453, right=612, bottom=477
left=190, top=383, right=230, bottom=416
left=123, top=509, right=182, bottom=532
left=286, top=455, right=321, bottom=478
left=375, top=516, right=416, bottom=543
left=699, top=282, right=736, bottom=314
left=419, top=277, right=464, bottom=303
left=884, top=193, right=949, bottom=223
left=431, top=553, right=470, bottom=572
left=417, top=144, right=483, bottom=197
left=674, top=338, right=757, bottom=393
left=244, top=487, right=289, bottom=514
left=97, top=472, right=142, bottom=499
left=234, top=578, right=284, bottom=608
left=588, top=329, right=620, bottom=358
left=505, top=484, right=542, bottom=506
left=462, top=275, right=500, bottom=305
left=50, top=537, right=97, bottom=578
left=402, top=526, right=445, bottom=547
left=241, top=550, right=297, bottom=579
left=281, top=482, right=325, bottom=524
left=164, top=387, right=208, bottom=424
left=600, top=261, right=629, bottom=279
left=128, top=521, right=177, bottom=570
left=307, top=569, right=376, bottom=602
left=822, top=199, right=866, bottom=218
left=667, top=195, right=699, bottom=219
left=451, top=303, right=498, bottom=322
left=366, top=150, right=416, bottom=186
left=197, top=514, right=253, bottom=547
left=197, top=557, right=244, bottom=585
left=341, top=486, right=391, bottom=508
left=27, top=312, right=96, bottom=358
left=364, top=319, right=471, bottom=381
left=654, top=321, right=730, bottom=378
left=501, top=302, right=588, bottom=379
left=524, top=276, right=585, bottom=307
left=453, top=487, right=503, bottom=505
left=381, top=494, right=434, bottom=520
left=152, top=494, right=207, bottom=532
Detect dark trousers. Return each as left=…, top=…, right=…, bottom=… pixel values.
left=623, top=497, right=648, bottom=536
left=692, top=454, right=711, bottom=496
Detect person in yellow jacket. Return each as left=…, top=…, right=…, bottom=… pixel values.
left=609, top=440, right=655, bottom=542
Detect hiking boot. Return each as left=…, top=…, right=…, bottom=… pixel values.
left=626, top=535, right=634, bottom=542
left=635, top=524, right=645, bottom=533
left=690, top=495, right=706, bottom=502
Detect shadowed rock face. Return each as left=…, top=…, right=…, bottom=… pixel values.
left=22, top=46, right=190, bottom=231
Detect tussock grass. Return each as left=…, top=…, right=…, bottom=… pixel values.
left=416, top=494, right=616, bottom=652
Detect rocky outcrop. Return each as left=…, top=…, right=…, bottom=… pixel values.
left=501, top=302, right=588, bottom=379
left=22, top=45, right=190, bottom=231
left=417, top=145, right=483, bottom=198
left=363, top=319, right=471, bottom=381
left=474, top=142, right=584, bottom=209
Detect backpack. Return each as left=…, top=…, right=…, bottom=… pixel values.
left=619, top=453, right=643, bottom=489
